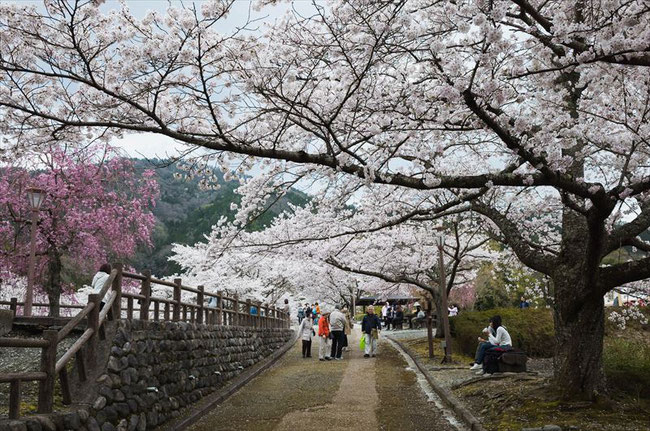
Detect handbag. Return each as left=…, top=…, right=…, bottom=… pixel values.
left=359, top=335, right=366, bottom=350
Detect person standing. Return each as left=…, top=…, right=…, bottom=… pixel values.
left=519, top=297, right=530, bottom=309
left=297, top=305, right=305, bottom=324
left=361, top=306, right=382, bottom=358
left=449, top=304, right=459, bottom=317
left=318, top=311, right=332, bottom=361
left=329, top=305, right=347, bottom=360
left=298, top=311, right=315, bottom=358
left=381, top=302, right=389, bottom=328
left=342, top=307, right=352, bottom=352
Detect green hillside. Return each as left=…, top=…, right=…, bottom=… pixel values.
left=129, top=160, right=309, bottom=277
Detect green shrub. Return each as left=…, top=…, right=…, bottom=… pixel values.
left=603, top=337, right=650, bottom=397
left=450, top=307, right=555, bottom=358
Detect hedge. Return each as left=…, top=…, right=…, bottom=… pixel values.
left=450, top=307, right=555, bottom=358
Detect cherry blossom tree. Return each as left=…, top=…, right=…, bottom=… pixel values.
left=0, top=146, right=159, bottom=316
left=2, top=0, right=650, bottom=397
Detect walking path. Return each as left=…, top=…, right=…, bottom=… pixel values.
left=187, top=328, right=465, bottom=431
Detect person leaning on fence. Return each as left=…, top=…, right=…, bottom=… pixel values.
left=361, top=306, right=382, bottom=358
left=91, top=263, right=111, bottom=309
left=298, top=310, right=315, bottom=358
left=318, top=311, right=332, bottom=361
left=470, top=315, right=512, bottom=374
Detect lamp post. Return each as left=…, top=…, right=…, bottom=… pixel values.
left=437, top=233, right=453, bottom=363
left=24, top=187, right=46, bottom=317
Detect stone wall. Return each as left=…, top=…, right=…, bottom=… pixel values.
left=0, top=321, right=293, bottom=431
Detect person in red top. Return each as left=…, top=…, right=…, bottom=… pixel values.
left=318, top=312, right=331, bottom=361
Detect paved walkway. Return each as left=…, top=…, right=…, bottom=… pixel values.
left=188, top=328, right=464, bottom=431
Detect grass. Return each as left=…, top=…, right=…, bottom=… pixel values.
left=457, top=377, right=650, bottom=431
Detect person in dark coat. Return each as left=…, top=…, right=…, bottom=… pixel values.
left=361, top=306, right=382, bottom=357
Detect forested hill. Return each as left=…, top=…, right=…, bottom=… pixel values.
left=129, top=160, right=309, bottom=277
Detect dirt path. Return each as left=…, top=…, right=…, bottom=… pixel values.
left=188, top=328, right=461, bottom=431
left=274, top=329, right=378, bottom=430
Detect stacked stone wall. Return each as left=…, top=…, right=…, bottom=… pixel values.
left=0, top=321, right=293, bottom=431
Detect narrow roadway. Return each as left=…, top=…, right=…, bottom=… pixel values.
left=188, top=328, right=463, bottom=431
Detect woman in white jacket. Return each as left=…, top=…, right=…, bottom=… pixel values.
left=470, top=315, right=512, bottom=372
left=297, top=311, right=315, bottom=358
left=90, top=263, right=111, bottom=308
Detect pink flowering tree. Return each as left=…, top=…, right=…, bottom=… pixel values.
left=2, top=0, right=650, bottom=398
left=0, top=146, right=159, bottom=316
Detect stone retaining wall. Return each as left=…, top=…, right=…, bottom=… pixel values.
left=0, top=321, right=293, bottom=431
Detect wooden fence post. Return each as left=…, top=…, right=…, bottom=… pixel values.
left=111, top=263, right=123, bottom=319
left=217, top=291, right=223, bottom=325
left=140, top=269, right=151, bottom=321
left=173, top=278, right=182, bottom=322
left=87, top=294, right=100, bottom=365
left=234, top=294, right=240, bottom=326
left=10, top=297, right=17, bottom=317
left=38, top=330, right=57, bottom=414
left=245, top=299, right=251, bottom=327
left=197, top=286, right=204, bottom=324
left=9, top=380, right=21, bottom=419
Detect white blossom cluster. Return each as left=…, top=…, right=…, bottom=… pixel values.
left=608, top=305, right=648, bottom=331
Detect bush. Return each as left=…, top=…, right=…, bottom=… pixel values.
left=603, top=337, right=650, bottom=397
left=450, top=307, right=555, bottom=358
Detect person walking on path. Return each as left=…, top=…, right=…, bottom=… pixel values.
left=329, top=305, right=347, bottom=360
left=342, top=307, right=352, bottom=352
left=297, top=305, right=305, bottom=324
left=361, top=306, right=382, bottom=358
left=318, top=311, right=332, bottom=361
left=298, top=311, right=315, bottom=358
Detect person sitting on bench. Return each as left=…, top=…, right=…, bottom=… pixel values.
left=470, top=315, right=512, bottom=373
left=412, top=306, right=426, bottom=328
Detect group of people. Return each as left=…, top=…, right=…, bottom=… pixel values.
left=469, top=314, right=512, bottom=375
left=297, top=304, right=383, bottom=359
left=378, top=302, right=460, bottom=330
left=297, top=302, right=321, bottom=324
left=298, top=304, right=351, bottom=360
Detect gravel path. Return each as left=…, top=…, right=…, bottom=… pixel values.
left=0, top=330, right=80, bottom=415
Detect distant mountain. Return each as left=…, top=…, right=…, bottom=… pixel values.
left=128, top=160, right=309, bottom=277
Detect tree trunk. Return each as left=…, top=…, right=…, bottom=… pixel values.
left=46, top=249, right=62, bottom=317
left=552, top=273, right=606, bottom=400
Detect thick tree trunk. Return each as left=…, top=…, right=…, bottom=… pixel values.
left=46, top=249, right=62, bottom=317
left=552, top=273, right=606, bottom=399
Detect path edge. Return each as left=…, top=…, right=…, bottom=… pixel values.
left=161, top=330, right=298, bottom=431
left=386, top=336, right=487, bottom=431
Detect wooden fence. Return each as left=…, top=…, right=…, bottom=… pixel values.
left=0, top=264, right=290, bottom=419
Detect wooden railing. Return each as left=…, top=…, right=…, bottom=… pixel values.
left=0, top=264, right=290, bottom=419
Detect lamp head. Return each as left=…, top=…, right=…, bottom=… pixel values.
left=26, top=187, right=46, bottom=210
